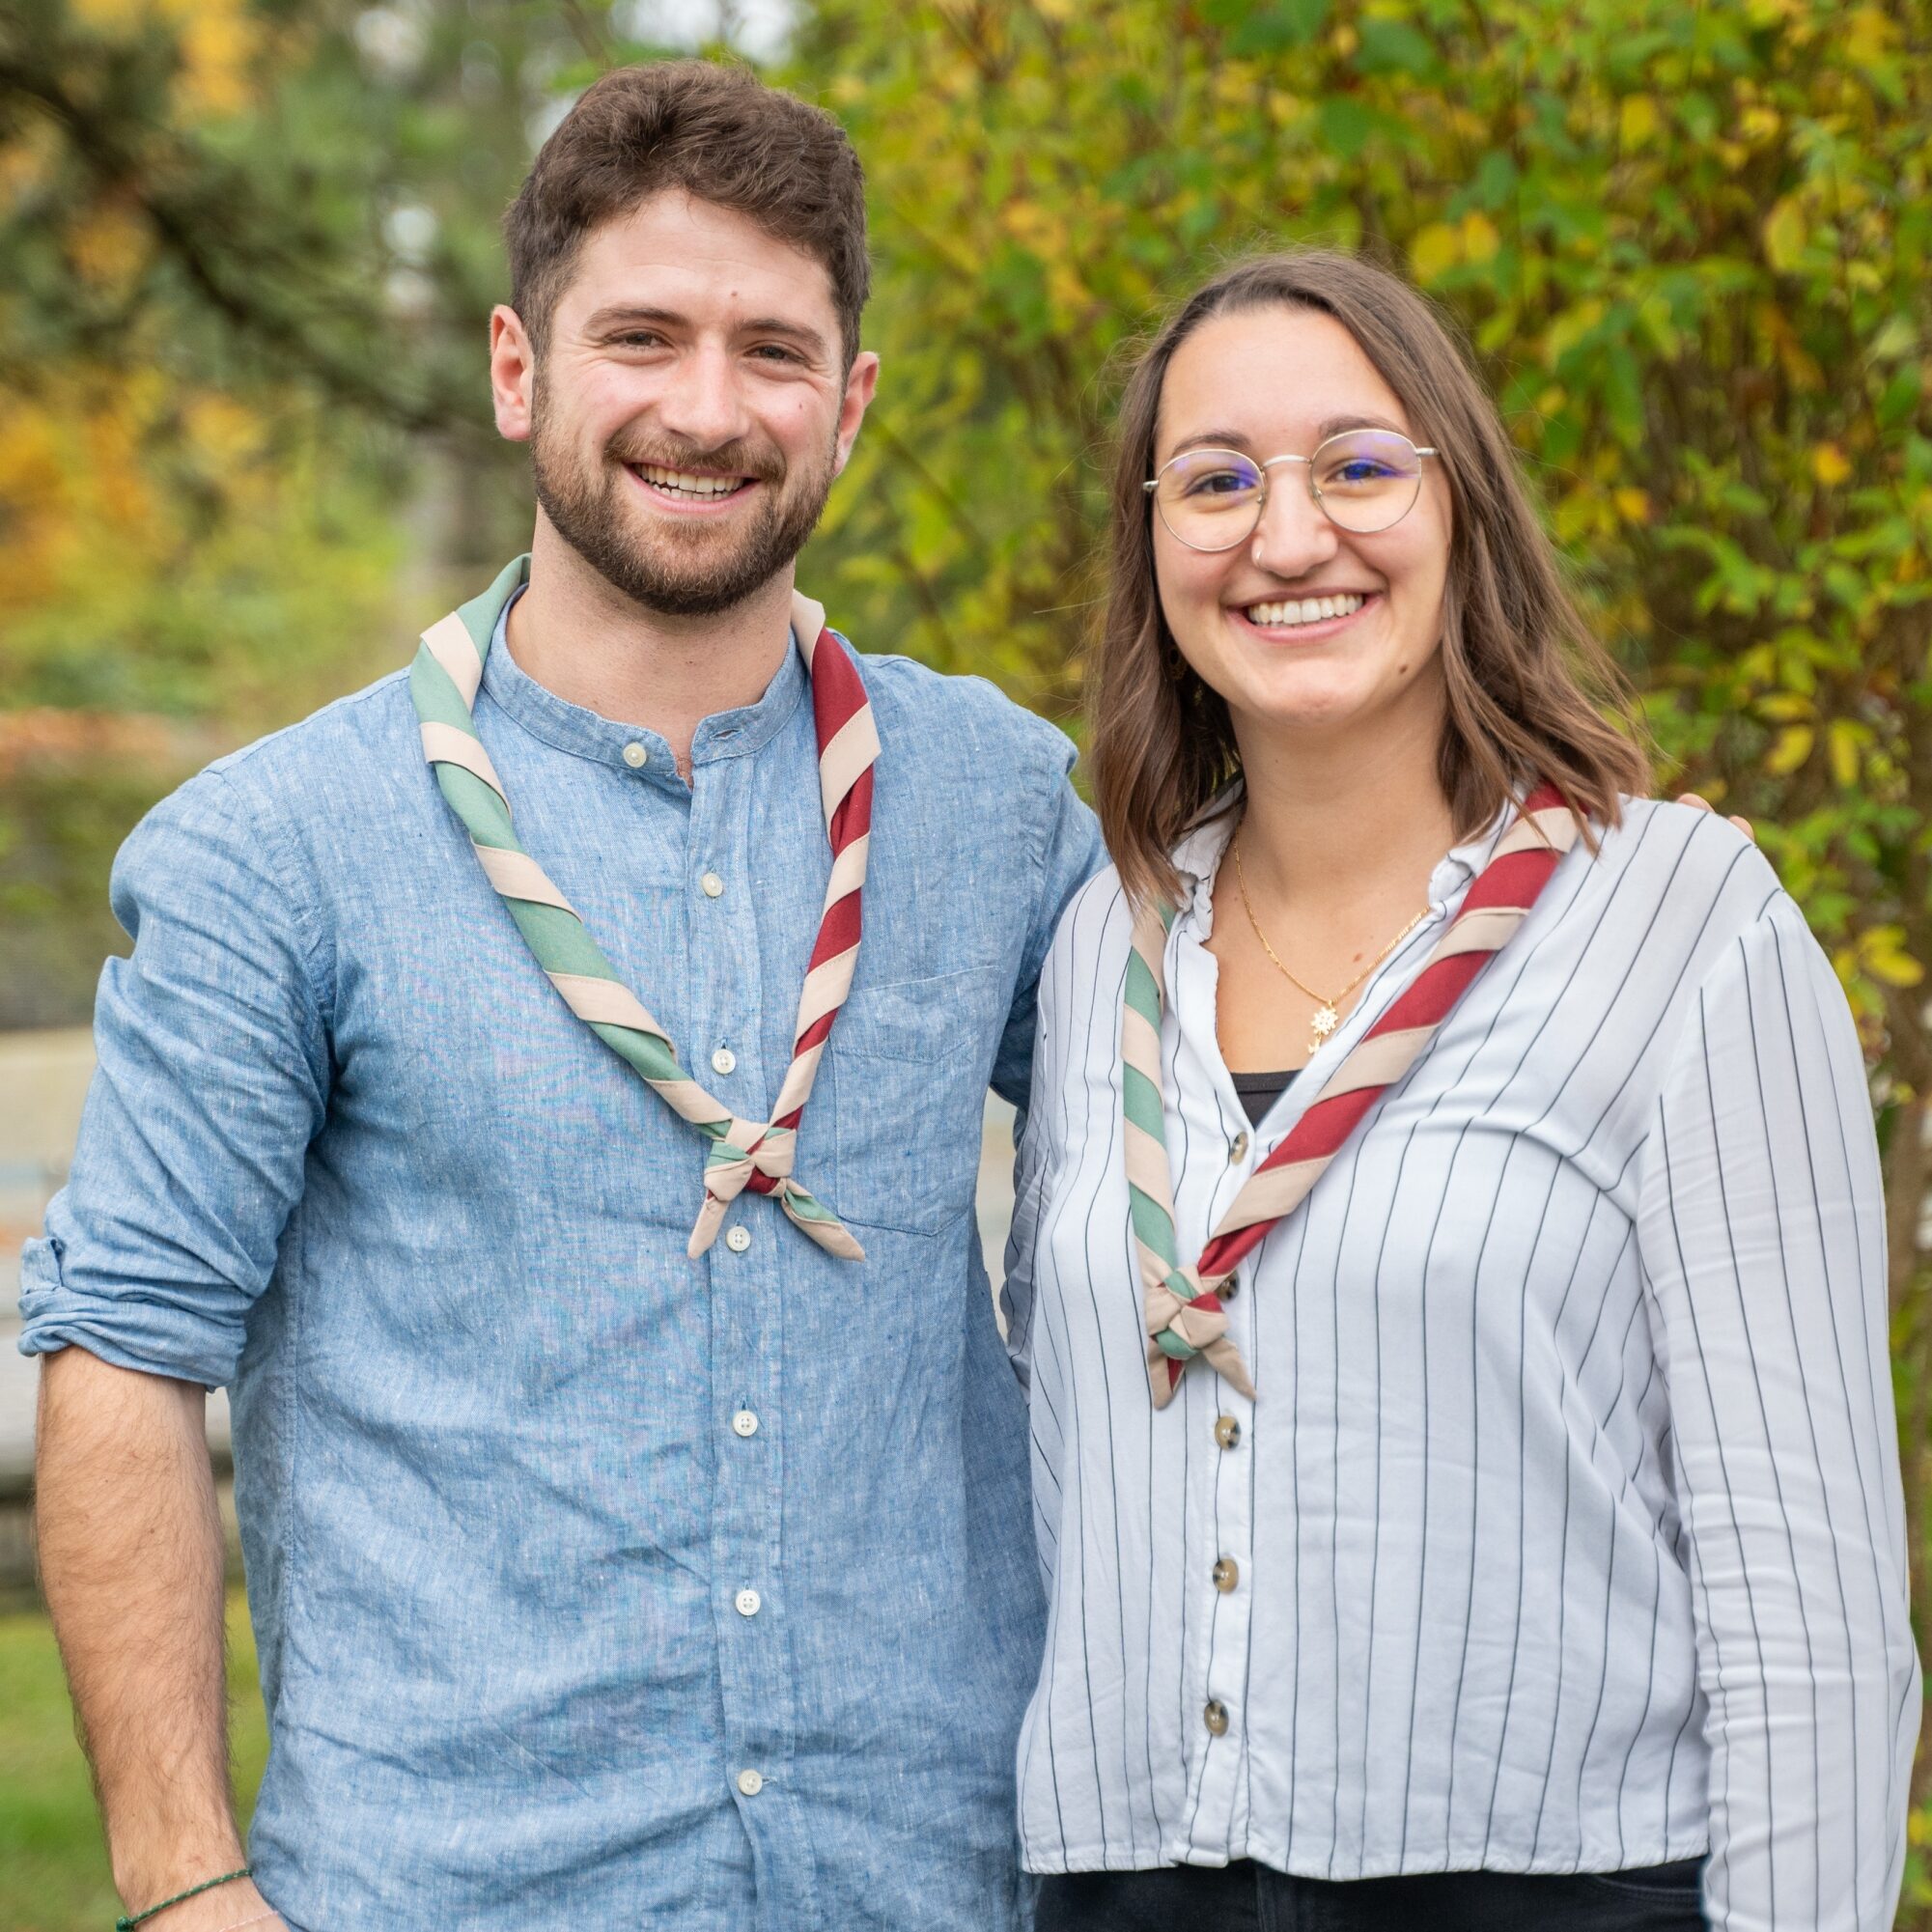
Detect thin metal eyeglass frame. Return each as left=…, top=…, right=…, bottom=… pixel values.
left=1143, top=433, right=1441, bottom=550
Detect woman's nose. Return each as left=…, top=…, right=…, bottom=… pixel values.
left=1247, top=469, right=1340, bottom=578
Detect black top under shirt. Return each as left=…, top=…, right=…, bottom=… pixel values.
left=1231, top=1068, right=1298, bottom=1126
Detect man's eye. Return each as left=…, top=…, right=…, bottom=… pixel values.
left=613, top=332, right=665, bottom=349
left=751, top=344, right=800, bottom=363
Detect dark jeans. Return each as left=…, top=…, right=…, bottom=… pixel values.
left=1036, top=1858, right=1707, bottom=1932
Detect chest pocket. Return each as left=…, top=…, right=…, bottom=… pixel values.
left=825, top=963, right=1004, bottom=1236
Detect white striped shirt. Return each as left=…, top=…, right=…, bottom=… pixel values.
left=1002, top=798, right=1918, bottom=1929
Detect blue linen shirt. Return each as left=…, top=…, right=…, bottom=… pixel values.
left=18, top=579, right=1103, bottom=1931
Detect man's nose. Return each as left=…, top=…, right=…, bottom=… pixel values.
left=1247, top=466, right=1340, bottom=579
left=655, top=343, right=753, bottom=453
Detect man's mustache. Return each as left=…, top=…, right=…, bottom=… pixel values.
left=608, top=439, right=785, bottom=484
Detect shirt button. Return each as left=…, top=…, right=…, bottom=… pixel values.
left=1212, top=1556, right=1239, bottom=1593
left=1229, top=1130, right=1250, bottom=1163
left=732, top=1410, right=759, bottom=1438
left=712, top=1047, right=737, bottom=1077
left=1215, top=1414, right=1242, bottom=1450
left=701, top=870, right=725, bottom=898
left=622, top=742, right=648, bottom=769
left=735, top=1588, right=762, bottom=1618
left=1220, top=1275, right=1239, bottom=1301
left=737, top=1768, right=764, bottom=1797
left=1203, top=1700, right=1229, bottom=1737
left=725, top=1225, right=752, bottom=1253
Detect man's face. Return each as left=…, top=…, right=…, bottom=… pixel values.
left=492, top=190, right=877, bottom=617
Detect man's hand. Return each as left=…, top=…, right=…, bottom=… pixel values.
left=1675, top=791, right=1754, bottom=840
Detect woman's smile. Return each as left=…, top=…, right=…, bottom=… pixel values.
left=1228, top=587, right=1380, bottom=645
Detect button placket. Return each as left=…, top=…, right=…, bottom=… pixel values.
left=689, top=751, right=789, bottom=1834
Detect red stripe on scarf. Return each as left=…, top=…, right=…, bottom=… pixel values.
left=807, top=890, right=862, bottom=973
left=829, top=766, right=874, bottom=853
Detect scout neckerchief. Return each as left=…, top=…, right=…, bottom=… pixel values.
left=1127, top=783, right=1579, bottom=1406
left=409, top=556, right=877, bottom=1263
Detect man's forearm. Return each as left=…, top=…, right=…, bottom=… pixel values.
left=35, top=1347, right=246, bottom=1912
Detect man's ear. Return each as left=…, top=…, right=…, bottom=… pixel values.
left=490, top=305, right=538, bottom=444
left=832, top=350, right=881, bottom=478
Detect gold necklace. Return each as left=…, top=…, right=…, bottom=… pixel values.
left=1231, top=831, right=1429, bottom=1054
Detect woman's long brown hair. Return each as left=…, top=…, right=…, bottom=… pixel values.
left=1087, top=250, right=1651, bottom=911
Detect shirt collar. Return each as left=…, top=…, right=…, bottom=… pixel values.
left=1168, top=782, right=1522, bottom=931
left=478, top=584, right=810, bottom=786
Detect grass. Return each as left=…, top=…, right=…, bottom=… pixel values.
left=0, top=1589, right=266, bottom=1932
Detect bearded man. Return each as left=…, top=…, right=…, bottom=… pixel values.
left=22, top=62, right=1098, bottom=1932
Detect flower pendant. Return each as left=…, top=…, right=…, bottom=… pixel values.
left=1308, top=1004, right=1339, bottom=1051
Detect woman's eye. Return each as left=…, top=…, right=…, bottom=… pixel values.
left=1187, top=469, right=1255, bottom=496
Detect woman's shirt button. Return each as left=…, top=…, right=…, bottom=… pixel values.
left=1203, top=1700, right=1229, bottom=1736
left=1211, top=1557, right=1239, bottom=1593
left=1228, top=1130, right=1249, bottom=1164
left=1215, top=1414, right=1242, bottom=1451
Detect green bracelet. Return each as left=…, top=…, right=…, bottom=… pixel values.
left=115, top=1865, right=253, bottom=1930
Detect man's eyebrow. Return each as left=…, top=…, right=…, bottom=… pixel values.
left=582, top=304, right=687, bottom=334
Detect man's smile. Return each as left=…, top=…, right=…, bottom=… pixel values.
left=624, top=461, right=760, bottom=509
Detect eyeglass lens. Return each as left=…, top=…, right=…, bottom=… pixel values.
left=1155, top=431, right=1425, bottom=547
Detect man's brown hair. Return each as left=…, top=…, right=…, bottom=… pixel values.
left=1087, top=248, right=1652, bottom=911
left=504, top=60, right=870, bottom=366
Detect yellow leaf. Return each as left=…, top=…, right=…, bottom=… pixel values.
left=1810, top=442, right=1852, bottom=486
left=1762, top=196, right=1807, bottom=273
left=1828, top=718, right=1862, bottom=787
left=1764, top=725, right=1812, bottom=775
left=1865, top=947, right=1924, bottom=989
left=1619, top=95, right=1660, bottom=148
left=1461, top=211, right=1500, bottom=263
left=1843, top=5, right=1899, bottom=63
left=1612, top=487, right=1650, bottom=524
left=1409, top=222, right=1461, bottom=286
left=1755, top=692, right=1812, bottom=722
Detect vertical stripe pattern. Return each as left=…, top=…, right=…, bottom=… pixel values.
left=1004, top=797, right=1918, bottom=1927
left=408, top=559, right=877, bottom=1260
left=1129, top=786, right=1578, bottom=1405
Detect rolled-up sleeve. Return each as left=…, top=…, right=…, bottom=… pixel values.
left=17, top=764, right=330, bottom=1388
left=1635, top=894, right=1919, bottom=1931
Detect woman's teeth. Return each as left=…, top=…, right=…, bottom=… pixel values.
left=634, top=464, right=746, bottom=498
left=1244, top=593, right=1366, bottom=628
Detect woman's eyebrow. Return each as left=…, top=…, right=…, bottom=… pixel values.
left=1315, top=411, right=1409, bottom=439
left=1163, top=430, right=1253, bottom=457
left=1162, top=414, right=1413, bottom=461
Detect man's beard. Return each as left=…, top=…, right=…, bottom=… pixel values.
left=529, top=405, right=837, bottom=620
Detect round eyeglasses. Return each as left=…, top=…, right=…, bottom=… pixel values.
left=1144, top=430, right=1440, bottom=550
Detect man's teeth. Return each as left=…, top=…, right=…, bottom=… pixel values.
left=635, top=464, right=744, bottom=498
left=1245, top=593, right=1366, bottom=628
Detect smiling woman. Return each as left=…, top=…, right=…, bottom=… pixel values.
left=1003, top=249, right=1918, bottom=1932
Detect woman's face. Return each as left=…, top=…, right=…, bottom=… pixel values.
left=1151, top=304, right=1453, bottom=747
